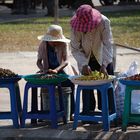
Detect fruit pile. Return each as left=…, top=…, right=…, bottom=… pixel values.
left=75, top=70, right=109, bottom=81
left=124, top=74, right=140, bottom=81
left=39, top=74, right=59, bottom=79
left=0, top=68, right=17, bottom=79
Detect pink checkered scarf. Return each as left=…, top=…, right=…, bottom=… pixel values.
left=70, top=5, right=102, bottom=32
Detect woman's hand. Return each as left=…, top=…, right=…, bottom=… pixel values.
left=48, top=69, right=58, bottom=74
left=36, top=70, right=43, bottom=74
left=100, top=65, right=108, bottom=77
left=81, top=65, right=92, bottom=75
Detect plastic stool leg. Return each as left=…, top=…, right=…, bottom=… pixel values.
left=110, top=85, right=118, bottom=126
left=31, top=87, right=38, bottom=124
left=58, top=85, right=67, bottom=124
left=15, top=83, right=22, bottom=113
left=111, top=86, right=116, bottom=114
left=21, top=83, right=29, bottom=128
left=73, top=87, right=81, bottom=130
left=15, top=83, right=22, bottom=126
left=9, top=84, right=19, bottom=128
left=49, top=85, right=58, bottom=128
left=122, top=87, right=131, bottom=131
left=100, top=85, right=110, bottom=131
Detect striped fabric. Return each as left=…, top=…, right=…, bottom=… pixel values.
left=70, top=5, right=102, bottom=32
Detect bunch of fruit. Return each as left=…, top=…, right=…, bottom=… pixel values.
left=124, top=74, right=140, bottom=81
left=0, top=68, right=17, bottom=78
left=75, top=70, right=109, bottom=81
left=38, top=74, right=59, bottom=80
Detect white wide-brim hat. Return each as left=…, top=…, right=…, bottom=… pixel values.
left=38, top=25, right=70, bottom=43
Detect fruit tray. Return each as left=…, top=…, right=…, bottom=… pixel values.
left=119, top=74, right=140, bottom=86
left=0, top=75, right=22, bottom=84
left=69, top=75, right=115, bottom=86
left=23, top=74, right=68, bottom=85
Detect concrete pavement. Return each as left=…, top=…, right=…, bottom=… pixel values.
left=0, top=47, right=140, bottom=139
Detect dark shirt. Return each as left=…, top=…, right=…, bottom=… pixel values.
left=47, top=43, right=59, bottom=69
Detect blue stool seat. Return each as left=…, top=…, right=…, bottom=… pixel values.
left=0, top=82, right=22, bottom=128
left=21, top=82, right=66, bottom=128
left=73, top=82, right=117, bottom=131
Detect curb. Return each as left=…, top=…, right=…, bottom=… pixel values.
left=0, top=127, right=140, bottom=140
left=0, top=128, right=91, bottom=140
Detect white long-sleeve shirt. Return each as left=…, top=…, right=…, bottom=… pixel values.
left=70, top=15, right=114, bottom=72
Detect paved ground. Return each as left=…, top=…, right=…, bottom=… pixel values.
left=0, top=4, right=140, bottom=140
left=0, top=46, right=140, bottom=140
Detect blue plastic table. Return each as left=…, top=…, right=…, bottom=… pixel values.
left=0, top=78, right=22, bottom=128
left=73, top=82, right=117, bottom=131
left=119, top=79, right=140, bottom=131
left=21, top=82, right=66, bottom=128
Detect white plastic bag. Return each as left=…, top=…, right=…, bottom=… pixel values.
left=115, top=61, right=138, bottom=118
left=125, top=61, right=138, bottom=77
left=131, top=90, right=140, bottom=114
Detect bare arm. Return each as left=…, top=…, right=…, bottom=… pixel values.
left=36, top=59, right=44, bottom=73
left=48, top=62, right=68, bottom=74
left=48, top=45, right=69, bottom=74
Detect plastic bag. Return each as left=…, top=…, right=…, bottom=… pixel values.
left=125, top=61, right=138, bottom=77
left=131, top=90, right=140, bottom=114
left=115, top=61, right=138, bottom=118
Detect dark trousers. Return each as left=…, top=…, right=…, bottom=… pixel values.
left=82, top=57, right=114, bottom=114
left=61, top=79, right=75, bottom=116
left=40, top=79, right=75, bottom=119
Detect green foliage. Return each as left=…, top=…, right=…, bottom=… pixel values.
left=104, top=10, right=140, bottom=47
left=0, top=10, right=140, bottom=52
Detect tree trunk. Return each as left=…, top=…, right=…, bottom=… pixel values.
left=54, top=0, right=59, bottom=24
left=12, top=0, right=30, bottom=14
left=46, top=0, right=55, bottom=16
left=12, top=0, right=21, bottom=14
left=71, top=0, right=94, bottom=9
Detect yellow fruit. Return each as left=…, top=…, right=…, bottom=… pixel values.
left=75, top=70, right=108, bottom=81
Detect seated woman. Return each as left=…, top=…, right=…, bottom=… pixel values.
left=36, top=24, right=77, bottom=121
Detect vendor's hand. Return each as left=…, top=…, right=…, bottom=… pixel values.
left=82, top=65, right=92, bottom=75
left=48, top=69, right=58, bottom=74
left=36, top=70, right=43, bottom=74
left=100, top=65, right=108, bottom=78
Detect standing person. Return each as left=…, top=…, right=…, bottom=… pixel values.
left=37, top=24, right=76, bottom=121
left=70, top=5, right=115, bottom=116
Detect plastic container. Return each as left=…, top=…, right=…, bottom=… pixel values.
left=41, top=86, right=72, bottom=122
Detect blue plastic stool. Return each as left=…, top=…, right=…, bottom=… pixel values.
left=21, top=82, right=66, bottom=128
left=73, top=82, right=117, bottom=131
left=0, top=82, right=22, bottom=128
